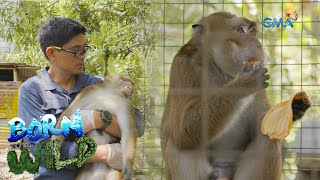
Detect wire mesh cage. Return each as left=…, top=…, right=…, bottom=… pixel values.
left=0, top=0, right=319, bottom=180
left=147, top=0, right=320, bottom=180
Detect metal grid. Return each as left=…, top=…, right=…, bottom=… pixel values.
left=1, top=1, right=319, bottom=180
left=147, top=0, right=320, bottom=179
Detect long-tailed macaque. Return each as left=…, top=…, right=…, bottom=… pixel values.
left=161, top=12, right=310, bottom=180
left=53, top=74, right=137, bottom=180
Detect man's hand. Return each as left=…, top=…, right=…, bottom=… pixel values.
left=72, top=110, right=104, bottom=134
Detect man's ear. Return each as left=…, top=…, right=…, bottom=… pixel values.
left=45, top=47, right=55, bottom=60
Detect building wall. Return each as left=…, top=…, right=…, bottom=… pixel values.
left=0, top=81, right=20, bottom=148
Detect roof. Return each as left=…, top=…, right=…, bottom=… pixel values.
left=0, top=62, right=38, bottom=68
left=0, top=62, right=39, bottom=82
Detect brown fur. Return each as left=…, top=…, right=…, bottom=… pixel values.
left=161, top=12, right=282, bottom=180
left=53, top=75, right=137, bottom=180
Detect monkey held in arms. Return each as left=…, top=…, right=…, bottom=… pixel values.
left=53, top=75, right=137, bottom=180
left=161, top=12, right=310, bottom=180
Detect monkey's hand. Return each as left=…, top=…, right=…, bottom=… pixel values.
left=292, top=96, right=311, bottom=121
left=230, top=63, right=269, bottom=95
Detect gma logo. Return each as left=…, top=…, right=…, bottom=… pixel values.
left=262, top=18, right=294, bottom=28
left=262, top=11, right=298, bottom=28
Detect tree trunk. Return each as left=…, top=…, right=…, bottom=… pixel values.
left=103, top=53, right=109, bottom=77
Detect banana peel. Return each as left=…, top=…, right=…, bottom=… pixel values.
left=261, top=91, right=310, bottom=140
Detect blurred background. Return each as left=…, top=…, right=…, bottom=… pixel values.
left=0, top=0, right=319, bottom=179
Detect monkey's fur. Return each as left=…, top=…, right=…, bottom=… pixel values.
left=161, top=12, right=310, bottom=180
left=53, top=75, right=137, bottom=180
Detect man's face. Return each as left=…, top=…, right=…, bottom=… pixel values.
left=49, top=33, right=87, bottom=75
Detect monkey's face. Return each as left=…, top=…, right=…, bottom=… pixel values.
left=121, top=82, right=134, bottom=98
left=198, top=13, right=265, bottom=78
left=107, top=75, right=134, bottom=98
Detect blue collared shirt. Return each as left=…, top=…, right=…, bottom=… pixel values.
left=18, top=67, right=144, bottom=180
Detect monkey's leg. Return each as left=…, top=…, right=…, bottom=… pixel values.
left=164, top=139, right=213, bottom=180
left=77, top=130, right=116, bottom=180
left=115, top=106, right=136, bottom=179
left=233, top=132, right=282, bottom=180
left=76, top=163, right=109, bottom=180
left=86, top=92, right=137, bottom=179
left=105, top=167, right=122, bottom=180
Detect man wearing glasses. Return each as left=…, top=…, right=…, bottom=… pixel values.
left=18, top=17, right=144, bottom=179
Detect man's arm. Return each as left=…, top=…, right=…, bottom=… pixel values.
left=18, top=84, right=116, bottom=165
left=18, top=85, right=83, bottom=161
left=18, top=85, right=49, bottom=155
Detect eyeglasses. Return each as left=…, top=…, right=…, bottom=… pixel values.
left=49, top=45, right=91, bottom=59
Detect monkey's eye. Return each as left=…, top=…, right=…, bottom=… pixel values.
left=249, top=29, right=256, bottom=34
left=236, top=27, right=245, bottom=33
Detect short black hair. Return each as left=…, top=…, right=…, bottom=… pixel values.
left=38, top=17, right=87, bottom=59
